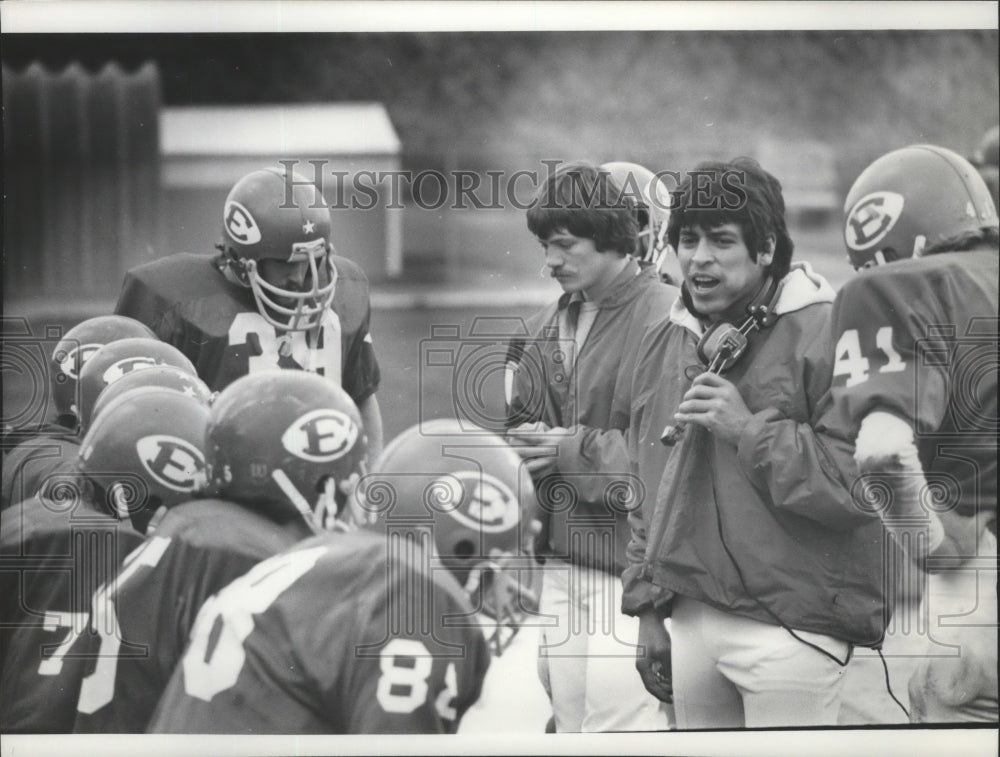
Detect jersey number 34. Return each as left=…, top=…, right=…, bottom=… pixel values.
left=228, top=311, right=342, bottom=382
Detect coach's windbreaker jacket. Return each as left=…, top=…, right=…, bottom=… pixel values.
left=506, top=261, right=678, bottom=575
left=622, top=262, right=890, bottom=648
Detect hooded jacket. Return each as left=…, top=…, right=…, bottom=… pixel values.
left=622, top=263, right=890, bottom=647
left=506, top=261, right=677, bottom=574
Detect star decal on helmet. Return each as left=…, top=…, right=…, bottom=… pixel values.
left=303, top=219, right=316, bottom=235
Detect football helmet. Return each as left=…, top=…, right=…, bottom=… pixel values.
left=90, top=364, right=212, bottom=430
left=217, top=167, right=337, bottom=333
left=843, top=144, right=999, bottom=270
left=205, top=370, right=367, bottom=532
left=78, top=386, right=210, bottom=533
left=357, top=418, right=540, bottom=655
left=49, top=315, right=156, bottom=426
left=600, top=161, right=672, bottom=271
left=77, top=338, right=198, bottom=432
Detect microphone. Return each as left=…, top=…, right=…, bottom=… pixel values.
left=661, top=323, right=749, bottom=446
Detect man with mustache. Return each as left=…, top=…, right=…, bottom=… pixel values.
left=505, top=160, right=676, bottom=732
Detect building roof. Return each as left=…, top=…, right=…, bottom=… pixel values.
left=161, top=103, right=401, bottom=156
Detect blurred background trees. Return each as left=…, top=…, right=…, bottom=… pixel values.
left=4, top=30, right=996, bottom=185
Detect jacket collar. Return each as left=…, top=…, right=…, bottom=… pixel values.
left=669, top=261, right=836, bottom=337
left=557, top=257, right=644, bottom=312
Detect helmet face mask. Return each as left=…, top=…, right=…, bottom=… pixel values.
left=600, top=161, right=672, bottom=269
left=242, top=240, right=338, bottom=332
left=843, top=144, right=999, bottom=270
left=220, top=168, right=338, bottom=332
left=358, top=419, right=540, bottom=655
left=461, top=548, right=539, bottom=656
left=206, top=370, right=368, bottom=532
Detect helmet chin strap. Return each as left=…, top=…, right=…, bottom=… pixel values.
left=216, top=252, right=250, bottom=288
left=271, top=468, right=322, bottom=535
left=316, top=476, right=344, bottom=531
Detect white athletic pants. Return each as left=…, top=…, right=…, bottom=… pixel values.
left=536, top=560, right=673, bottom=732
left=670, top=596, right=851, bottom=728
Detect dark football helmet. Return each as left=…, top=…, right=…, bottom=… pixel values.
left=76, top=338, right=198, bottom=433
left=843, top=144, right=999, bottom=270
left=77, top=386, right=210, bottom=533
left=49, top=315, right=156, bottom=426
left=356, top=418, right=540, bottom=655
left=89, top=364, right=213, bottom=429
left=205, top=370, right=368, bottom=532
left=217, top=167, right=337, bottom=332
left=600, top=161, right=672, bottom=273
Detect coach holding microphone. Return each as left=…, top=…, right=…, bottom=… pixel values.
left=622, top=157, right=890, bottom=729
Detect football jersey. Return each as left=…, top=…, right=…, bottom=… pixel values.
left=822, top=248, right=998, bottom=515
left=113, top=252, right=380, bottom=402
left=0, top=495, right=143, bottom=732
left=149, top=528, right=491, bottom=734
left=71, top=498, right=310, bottom=733
left=1, top=428, right=81, bottom=511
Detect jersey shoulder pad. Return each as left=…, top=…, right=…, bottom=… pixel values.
left=123, top=253, right=247, bottom=314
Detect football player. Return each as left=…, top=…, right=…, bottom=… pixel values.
left=87, top=364, right=213, bottom=430
left=149, top=419, right=538, bottom=734
left=825, top=144, right=998, bottom=722
left=1, top=315, right=155, bottom=510
left=600, top=161, right=678, bottom=285
left=0, top=387, right=208, bottom=733
left=75, top=337, right=199, bottom=433
left=113, top=165, right=383, bottom=458
left=506, top=161, right=676, bottom=732
left=72, top=370, right=368, bottom=733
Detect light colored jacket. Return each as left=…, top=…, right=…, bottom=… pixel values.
left=622, top=263, right=889, bottom=647
left=507, top=261, right=677, bottom=574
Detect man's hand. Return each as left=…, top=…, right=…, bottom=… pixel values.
left=506, top=421, right=568, bottom=474
left=673, top=372, right=752, bottom=445
left=636, top=610, right=673, bottom=703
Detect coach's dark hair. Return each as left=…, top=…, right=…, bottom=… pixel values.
left=666, top=157, right=794, bottom=280
left=527, top=161, right=638, bottom=256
